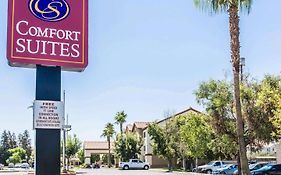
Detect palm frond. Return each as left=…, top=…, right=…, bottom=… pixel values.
left=239, top=0, right=252, bottom=14
left=193, top=0, right=252, bottom=14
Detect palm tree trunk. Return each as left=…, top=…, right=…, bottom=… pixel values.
left=108, top=136, right=111, bottom=168
left=228, top=4, right=250, bottom=175
left=120, top=124, right=123, bottom=133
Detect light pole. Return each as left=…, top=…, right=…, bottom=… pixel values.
left=240, top=57, right=246, bottom=82
left=62, top=91, right=66, bottom=173
left=62, top=90, right=71, bottom=172
left=64, top=114, right=71, bottom=171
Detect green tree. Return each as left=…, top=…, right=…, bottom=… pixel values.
left=66, top=134, right=82, bottom=169
left=195, top=80, right=236, bottom=139
left=209, top=134, right=238, bottom=160
left=0, top=146, right=5, bottom=165
left=0, top=131, right=10, bottom=164
left=7, top=131, right=17, bottom=149
left=7, top=147, right=26, bottom=164
left=193, top=0, right=253, bottom=174
left=148, top=118, right=176, bottom=171
left=260, top=75, right=281, bottom=137
left=101, top=123, right=115, bottom=168
left=90, top=154, right=100, bottom=164
left=77, top=149, right=85, bottom=164
left=168, top=115, right=190, bottom=170
left=180, top=113, right=213, bottom=171
left=0, top=130, right=17, bottom=165
left=18, top=130, right=32, bottom=161
left=272, top=101, right=281, bottom=135
left=114, top=111, right=127, bottom=133
left=240, top=77, right=278, bottom=148
left=101, top=154, right=115, bottom=166
left=115, top=132, right=143, bottom=161
left=195, top=76, right=279, bottom=174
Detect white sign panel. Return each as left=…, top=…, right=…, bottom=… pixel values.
left=34, top=100, right=64, bottom=129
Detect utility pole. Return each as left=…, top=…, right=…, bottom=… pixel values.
left=62, top=91, right=72, bottom=172
left=66, top=114, right=69, bottom=171
left=62, top=90, right=67, bottom=173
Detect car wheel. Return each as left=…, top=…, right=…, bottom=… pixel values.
left=144, top=165, right=149, bottom=170
left=206, top=169, right=212, bottom=174
left=123, top=165, right=129, bottom=170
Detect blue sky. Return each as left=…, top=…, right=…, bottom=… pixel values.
left=0, top=0, right=280, bottom=142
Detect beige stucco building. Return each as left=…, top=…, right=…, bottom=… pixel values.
left=84, top=141, right=115, bottom=165
left=83, top=107, right=201, bottom=168
left=142, top=107, right=201, bottom=168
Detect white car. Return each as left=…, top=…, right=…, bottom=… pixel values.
left=15, top=163, right=22, bottom=168
left=20, top=163, right=30, bottom=169
left=119, top=159, right=150, bottom=170
left=193, top=161, right=227, bottom=174
left=0, top=163, right=4, bottom=170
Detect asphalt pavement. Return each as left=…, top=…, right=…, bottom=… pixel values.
left=0, top=168, right=203, bottom=175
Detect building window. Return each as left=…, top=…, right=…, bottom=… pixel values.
left=143, top=132, right=146, bottom=138
left=144, top=146, right=146, bottom=152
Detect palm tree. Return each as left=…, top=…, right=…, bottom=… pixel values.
left=114, top=111, right=127, bottom=133
left=193, top=0, right=252, bottom=174
left=101, top=123, right=115, bottom=168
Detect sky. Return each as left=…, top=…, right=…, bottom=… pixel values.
left=0, top=0, right=280, bottom=143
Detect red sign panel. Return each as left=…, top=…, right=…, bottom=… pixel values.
left=7, top=0, right=88, bottom=71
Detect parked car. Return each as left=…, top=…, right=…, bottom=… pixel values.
left=213, top=163, right=238, bottom=174
left=91, top=163, right=100, bottom=169
left=8, top=163, right=14, bottom=168
left=119, top=159, right=150, bottom=170
left=233, top=162, right=268, bottom=174
left=0, top=163, right=4, bottom=170
left=20, top=163, right=30, bottom=169
left=14, top=163, right=22, bottom=168
left=193, top=161, right=227, bottom=174
left=251, top=164, right=281, bottom=175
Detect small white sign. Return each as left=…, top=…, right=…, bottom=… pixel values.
left=34, top=100, right=64, bottom=129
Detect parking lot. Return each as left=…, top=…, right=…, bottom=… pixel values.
left=78, top=169, right=202, bottom=175
left=0, top=168, right=203, bottom=175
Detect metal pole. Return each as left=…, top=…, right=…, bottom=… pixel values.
left=66, top=114, right=69, bottom=170
left=62, top=90, right=66, bottom=172
left=35, top=65, right=61, bottom=175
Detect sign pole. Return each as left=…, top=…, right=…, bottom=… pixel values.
left=35, top=65, right=61, bottom=175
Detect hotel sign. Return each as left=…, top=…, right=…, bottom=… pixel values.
left=7, top=0, right=88, bottom=71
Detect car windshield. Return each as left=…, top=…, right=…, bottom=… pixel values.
left=227, top=164, right=234, bottom=168
left=249, top=164, right=258, bottom=169
left=208, top=161, right=216, bottom=165
left=257, top=164, right=273, bottom=171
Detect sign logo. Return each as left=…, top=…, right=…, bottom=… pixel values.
left=7, top=0, right=88, bottom=71
left=29, top=0, right=70, bottom=22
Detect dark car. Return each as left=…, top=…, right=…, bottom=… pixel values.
left=252, top=164, right=281, bottom=175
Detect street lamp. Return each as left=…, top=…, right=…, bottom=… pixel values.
left=62, top=91, right=72, bottom=173
left=240, top=57, right=246, bottom=82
